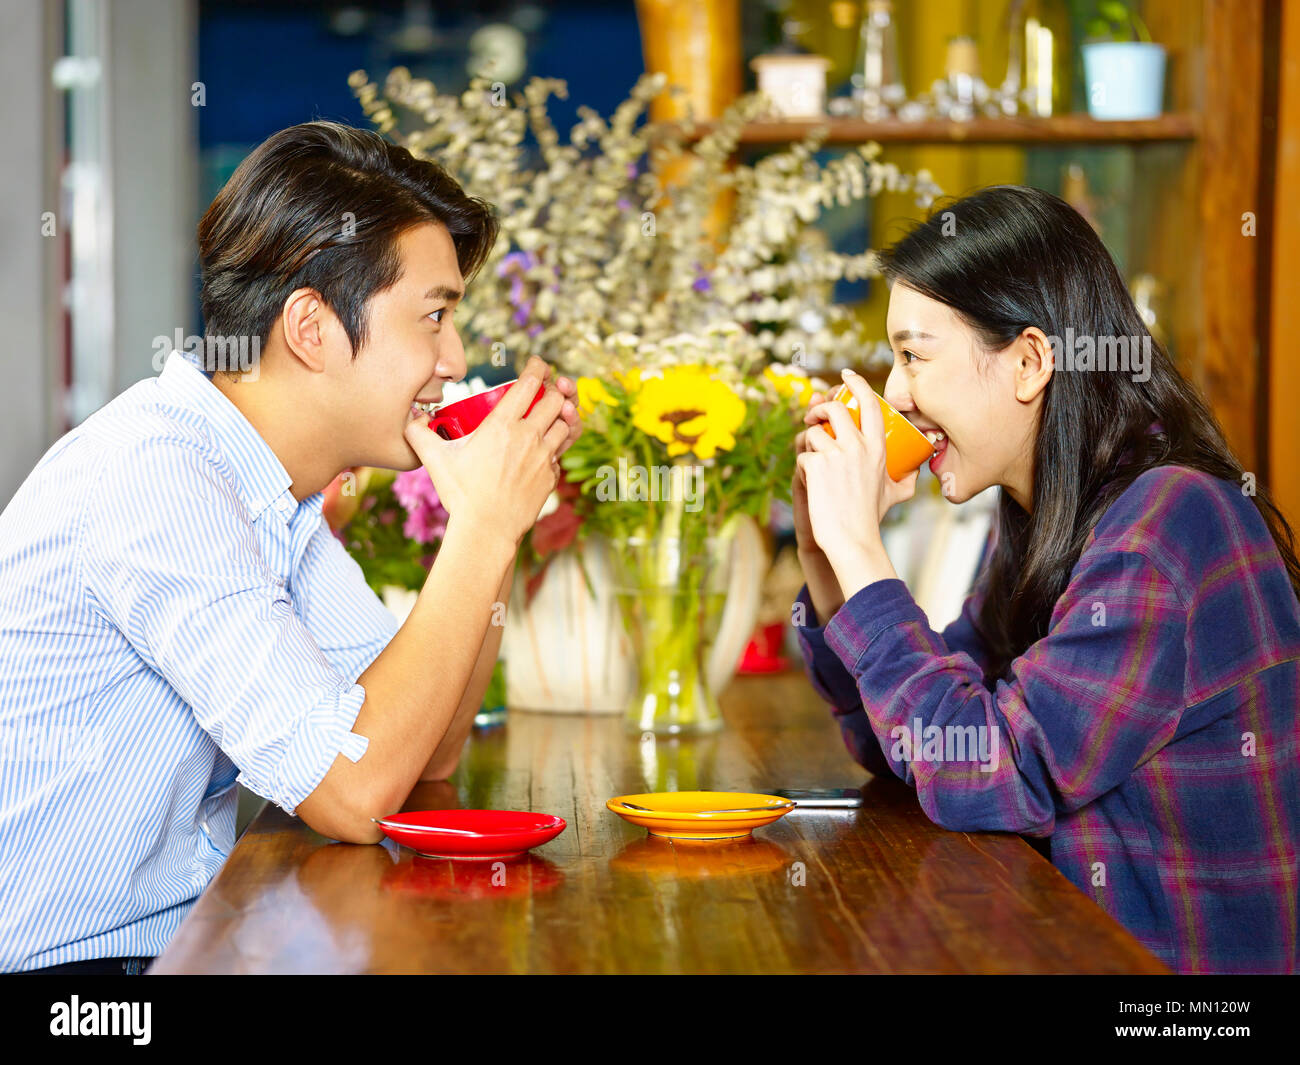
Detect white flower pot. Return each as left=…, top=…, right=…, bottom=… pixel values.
left=381, top=584, right=420, bottom=625
left=1083, top=42, right=1166, bottom=120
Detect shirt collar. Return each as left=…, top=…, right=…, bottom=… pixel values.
left=158, top=348, right=324, bottom=526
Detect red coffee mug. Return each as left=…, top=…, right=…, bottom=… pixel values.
left=427, top=378, right=546, bottom=440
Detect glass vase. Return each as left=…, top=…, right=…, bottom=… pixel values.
left=610, top=528, right=735, bottom=736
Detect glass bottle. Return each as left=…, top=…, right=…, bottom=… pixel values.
left=1002, top=0, right=1072, bottom=117
left=945, top=35, right=980, bottom=121
left=852, top=0, right=904, bottom=119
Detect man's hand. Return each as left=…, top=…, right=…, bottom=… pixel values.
left=404, top=357, right=573, bottom=546
left=551, top=373, right=583, bottom=461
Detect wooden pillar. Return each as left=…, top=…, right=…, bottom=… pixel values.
left=1268, top=0, right=1300, bottom=523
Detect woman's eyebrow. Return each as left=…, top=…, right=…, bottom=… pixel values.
left=890, top=329, right=939, bottom=345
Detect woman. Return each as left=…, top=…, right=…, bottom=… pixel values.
left=793, top=185, right=1300, bottom=974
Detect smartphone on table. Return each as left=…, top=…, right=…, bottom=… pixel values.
left=773, top=788, right=863, bottom=808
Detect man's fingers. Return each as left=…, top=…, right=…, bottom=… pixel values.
left=524, top=383, right=566, bottom=428
left=495, top=358, right=552, bottom=418
left=542, top=416, right=569, bottom=457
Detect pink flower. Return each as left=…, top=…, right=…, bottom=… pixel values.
left=393, top=469, right=450, bottom=545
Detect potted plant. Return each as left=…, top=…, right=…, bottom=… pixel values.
left=1076, top=0, right=1166, bottom=120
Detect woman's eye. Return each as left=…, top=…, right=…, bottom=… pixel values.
left=428, top=308, right=445, bottom=324
left=900, top=350, right=918, bottom=365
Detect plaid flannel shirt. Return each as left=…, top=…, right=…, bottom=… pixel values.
left=795, top=464, right=1300, bottom=973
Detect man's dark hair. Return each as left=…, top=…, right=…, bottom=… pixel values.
left=196, top=120, right=498, bottom=375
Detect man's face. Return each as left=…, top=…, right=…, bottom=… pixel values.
left=333, top=222, right=469, bottom=470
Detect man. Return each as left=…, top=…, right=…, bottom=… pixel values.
left=0, top=121, right=579, bottom=973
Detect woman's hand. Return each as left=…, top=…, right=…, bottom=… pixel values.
left=792, top=388, right=828, bottom=554
left=798, top=369, right=918, bottom=572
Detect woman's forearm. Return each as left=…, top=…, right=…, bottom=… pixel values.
left=799, top=545, right=846, bottom=625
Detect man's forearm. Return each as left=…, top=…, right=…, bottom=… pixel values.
left=420, top=556, right=515, bottom=779
left=320, top=516, right=516, bottom=825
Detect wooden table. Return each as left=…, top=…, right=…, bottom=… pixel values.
left=151, top=674, right=1169, bottom=974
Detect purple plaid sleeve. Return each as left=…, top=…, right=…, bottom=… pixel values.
left=794, top=529, right=995, bottom=775
left=795, top=466, right=1300, bottom=974
left=822, top=551, right=1186, bottom=834
left=794, top=585, right=893, bottom=778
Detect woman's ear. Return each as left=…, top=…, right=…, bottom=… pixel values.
left=1013, top=327, right=1054, bottom=404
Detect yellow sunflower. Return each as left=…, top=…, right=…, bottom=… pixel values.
left=576, top=376, right=618, bottom=416
left=631, top=365, right=747, bottom=460
left=763, top=363, right=815, bottom=407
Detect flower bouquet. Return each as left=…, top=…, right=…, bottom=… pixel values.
left=346, top=66, right=941, bottom=731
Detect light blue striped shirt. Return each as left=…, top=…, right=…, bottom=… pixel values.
left=0, top=347, right=399, bottom=971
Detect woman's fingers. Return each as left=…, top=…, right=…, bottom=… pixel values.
left=804, top=400, right=832, bottom=426
left=806, top=401, right=856, bottom=449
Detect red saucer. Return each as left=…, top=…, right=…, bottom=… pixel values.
left=374, top=809, right=566, bottom=860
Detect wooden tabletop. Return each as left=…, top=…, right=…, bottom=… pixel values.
left=151, top=673, right=1169, bottom=974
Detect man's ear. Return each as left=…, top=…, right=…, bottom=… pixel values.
left=1014, top=327, right=1054, bottom=405
left=279, top=287, right=330, bottom=372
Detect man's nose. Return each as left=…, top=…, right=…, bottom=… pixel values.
left=439, top=320, right=468, bottom=383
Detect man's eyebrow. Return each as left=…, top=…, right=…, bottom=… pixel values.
left=890, top=329, right=938, bottom=344
left=423, top=285, right=464, bottom=302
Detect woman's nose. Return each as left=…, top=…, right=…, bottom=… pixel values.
left=882, top=364, right=912, bottom=412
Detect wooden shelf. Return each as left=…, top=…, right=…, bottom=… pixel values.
left=673, top=113, right=1199, bottom=146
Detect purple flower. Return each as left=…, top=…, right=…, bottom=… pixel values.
left=393, top=468, right=441, bottom=510
left=393, top=469, right=450, bottom=545
left=497, top=250, right=537, bottom=276
left=403, top=506, right=448, bottom=545
left=616, top=197, right=631, bottom=211
left=693, top=273, right=712, bottom=293
left=512, top=298, right=535, bottom=328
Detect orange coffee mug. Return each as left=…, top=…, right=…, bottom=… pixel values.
left=822, top=383, right=936, bottom=480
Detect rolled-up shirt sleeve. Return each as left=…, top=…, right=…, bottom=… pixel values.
left=78, top=438, right=372, bottom=815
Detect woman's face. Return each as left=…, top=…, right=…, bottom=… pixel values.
left=882, top=281, right=1050, bottom=511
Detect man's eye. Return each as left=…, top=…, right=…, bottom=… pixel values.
left=428, top=308, right=445, bottom=324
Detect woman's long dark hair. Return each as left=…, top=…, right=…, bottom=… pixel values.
left=879, top=185, right=1300, bottom=682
